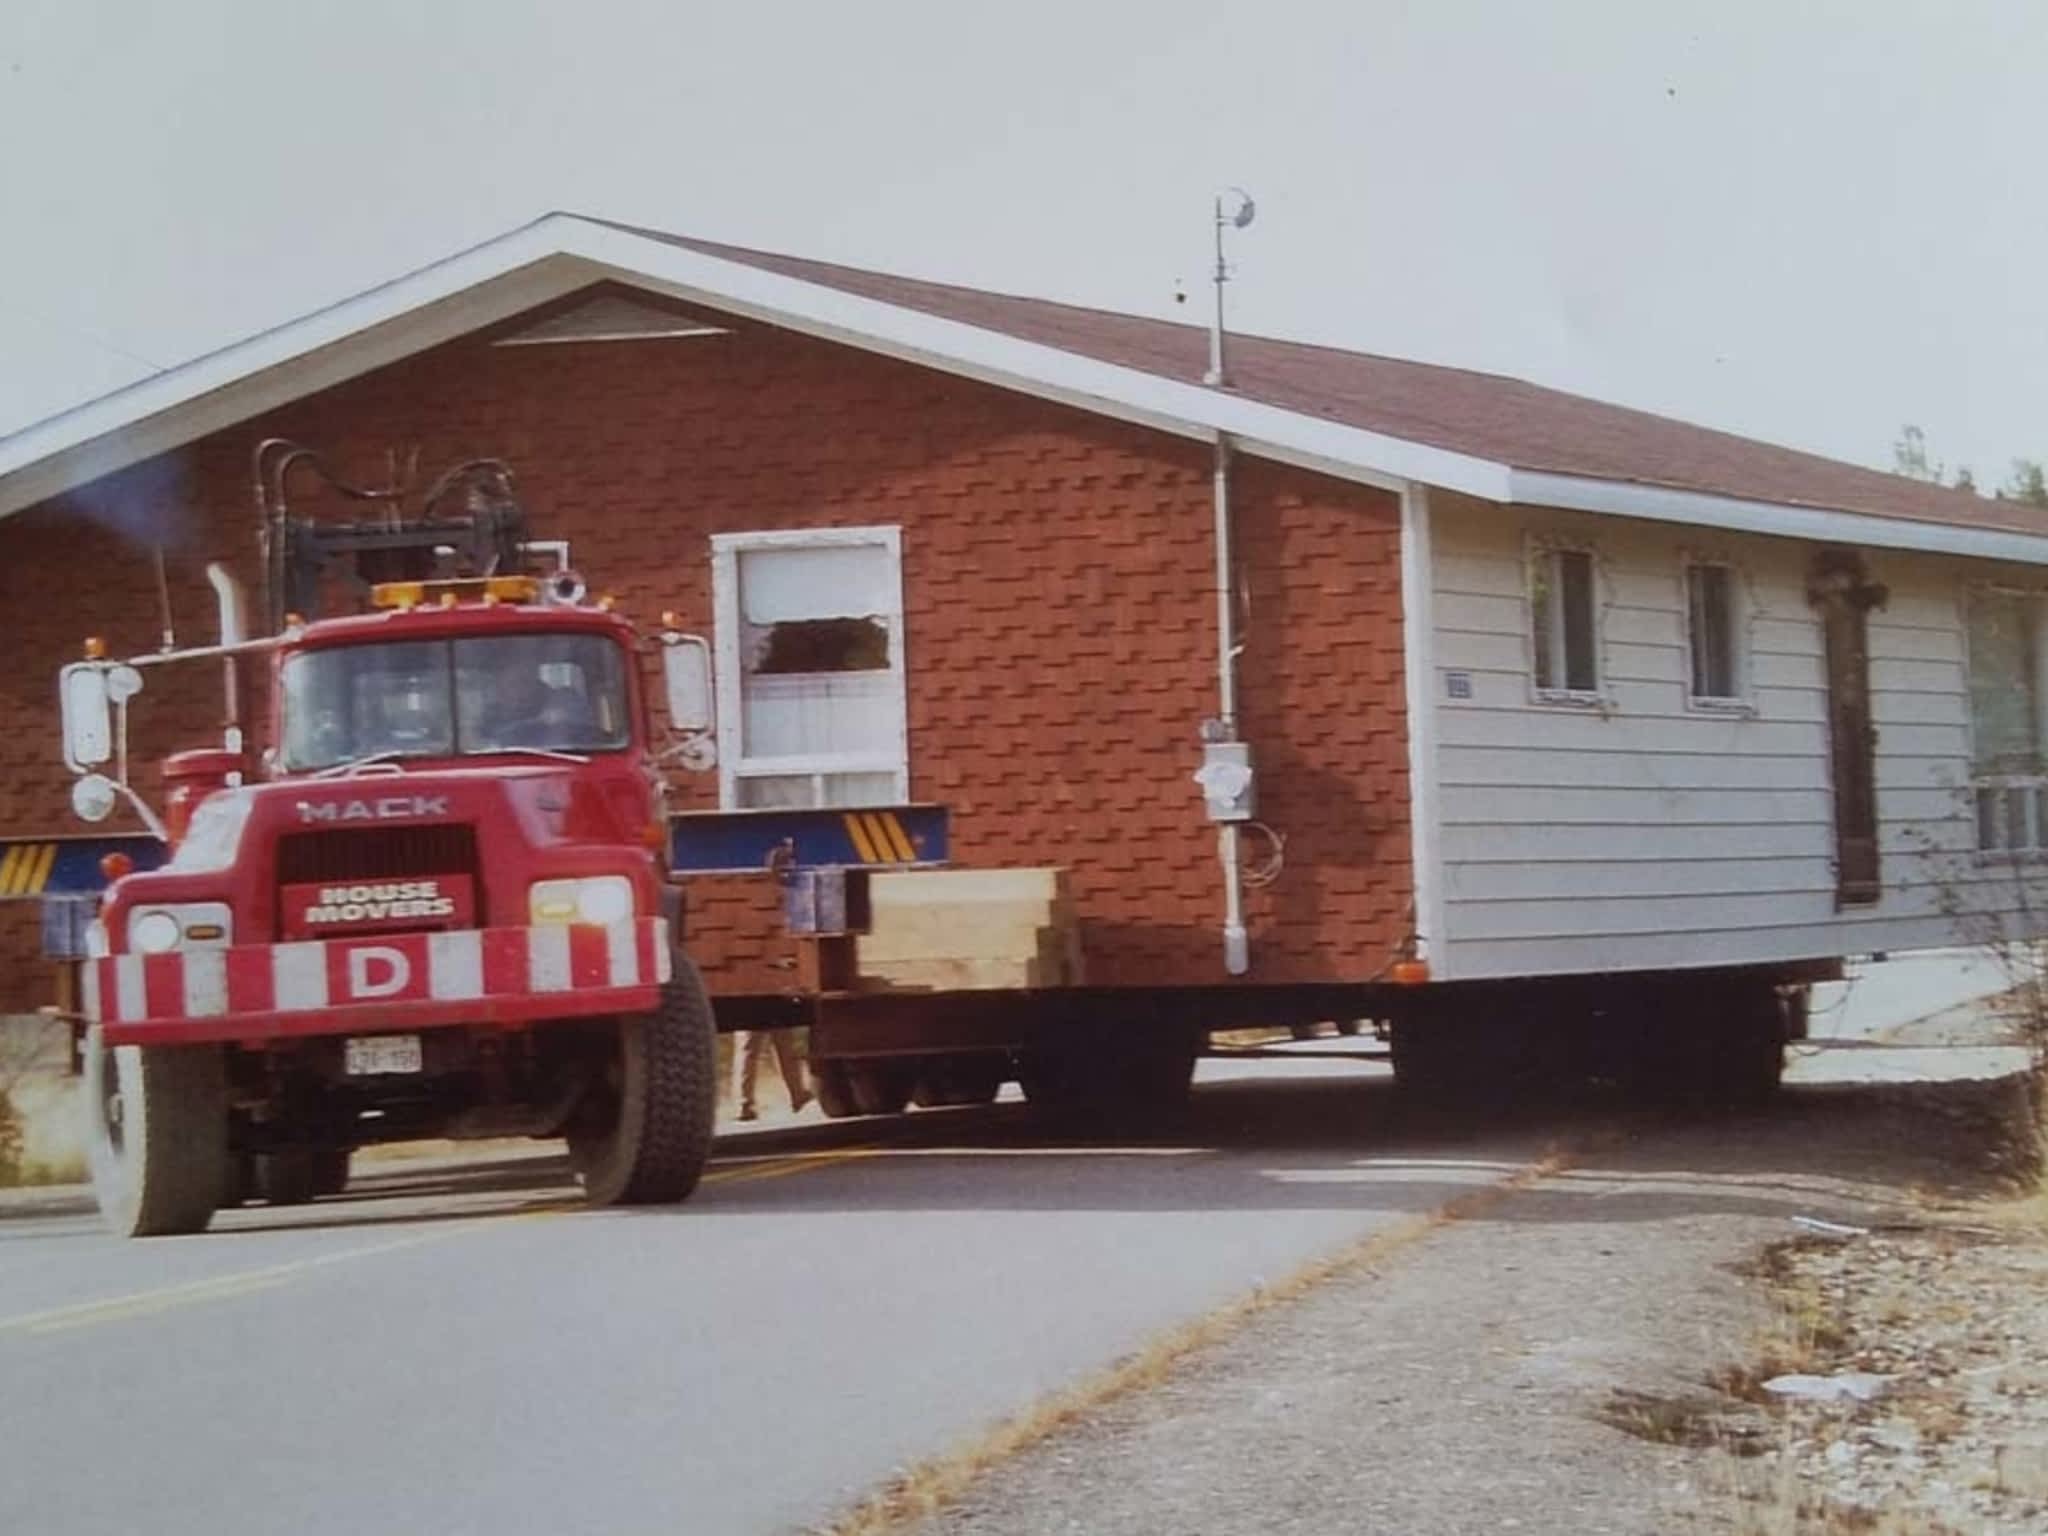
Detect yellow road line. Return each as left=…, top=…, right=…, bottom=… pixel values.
left=5, top=1149, right=876, bottom=1338
left=705, top=1146, right=881, bottom=1187
left=1, top=1225, right=463, bottom=1337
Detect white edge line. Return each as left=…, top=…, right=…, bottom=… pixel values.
left=1399, top=483, right=1450, bottom=979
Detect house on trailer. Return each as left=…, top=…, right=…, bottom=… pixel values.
left=0, top=213, right=2040, bottom=1097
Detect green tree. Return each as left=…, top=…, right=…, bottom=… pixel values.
left=2001, top=460, right=2048, bottom=508
left=1893, top=424, right=1942, bottom=482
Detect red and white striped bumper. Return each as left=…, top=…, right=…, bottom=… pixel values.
left=84, top=919, right=673, bottom=1046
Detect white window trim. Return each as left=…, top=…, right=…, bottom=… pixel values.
left=1961, top=578, right=2048, bottom=859
left=710, top=525, right=909, bottom=811
left=1680, top=554, right=1757, bottom=716
left=1524, top=534, right=1608, bottom=709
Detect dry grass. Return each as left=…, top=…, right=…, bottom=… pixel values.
left=820, top=1145, right=1579, bottom=1536
left=9, top=1154, right=85, bottom=1187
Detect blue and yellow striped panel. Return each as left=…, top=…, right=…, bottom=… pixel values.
left=838, top=809, right=919, bottom=864
left=670, top=804, right=947, bottom=873
left=0, top=836, right=165, bottom=900
left=0, top=843, right=58, bottom=898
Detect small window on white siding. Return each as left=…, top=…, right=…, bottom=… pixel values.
left=1685, top=562, right=1744, bottom=704
left=1530, top=546, right=1598, bottom=697
left=712, top=527, right=907, bottom=810
left=1966, top=586, right=2048, bottom=855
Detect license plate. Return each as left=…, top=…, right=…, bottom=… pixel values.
left=344, top=1035, right=423, bottom=1076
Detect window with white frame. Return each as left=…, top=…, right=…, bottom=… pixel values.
left=1529, top=544, right=1599, bottom=698
left=1685, top=561, right=1745, bottom=705
left=711, top=527, right=907, bottom=810
left=1966, top=585, right=2048, bottom=854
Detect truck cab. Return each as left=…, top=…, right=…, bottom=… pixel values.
left=62, top=552, right=722, bottom=1237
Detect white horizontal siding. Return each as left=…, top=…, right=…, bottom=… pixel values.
left=1425, top=492, right=2025, bottom=981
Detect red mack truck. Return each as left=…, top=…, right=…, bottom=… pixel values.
left=55, top=446, right=725, bottom=1236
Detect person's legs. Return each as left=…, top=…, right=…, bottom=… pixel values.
left=769, top=1029, right=811, bottom=1112
left=734, top=1031, right=765, bottom=1120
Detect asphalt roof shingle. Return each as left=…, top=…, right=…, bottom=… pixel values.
left=609, top=219, right=2031, bottom=538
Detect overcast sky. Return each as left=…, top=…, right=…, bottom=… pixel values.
left=1, top=1, right=2041, bottom=485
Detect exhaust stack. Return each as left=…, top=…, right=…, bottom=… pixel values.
left=206, top=562, right=248, bottom=747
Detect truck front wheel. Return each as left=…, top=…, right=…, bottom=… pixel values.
left=569, top=957, right=718, bottom=1206
left=83, top=1026, right=229, bottom=1238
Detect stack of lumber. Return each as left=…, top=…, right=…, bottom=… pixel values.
left=855, top=868, right=1083, bottom=992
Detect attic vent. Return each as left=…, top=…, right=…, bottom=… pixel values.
left=493, top=295, right=729, bottom=347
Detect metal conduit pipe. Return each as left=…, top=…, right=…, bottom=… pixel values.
left=1213, top=433, right=1250, bottom=976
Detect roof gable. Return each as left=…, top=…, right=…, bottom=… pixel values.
left=2, top=212, right=2040, bottom=564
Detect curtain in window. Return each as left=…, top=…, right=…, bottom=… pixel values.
left=1967, top=591, right=2038, bottom=772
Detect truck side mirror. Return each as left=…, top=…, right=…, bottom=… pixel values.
left=60, top=664, right=114, bottom=770
left=660, top=635, right=715, bottom=734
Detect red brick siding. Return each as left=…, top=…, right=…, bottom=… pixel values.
left=0, top=300, right=1411, bottom=1007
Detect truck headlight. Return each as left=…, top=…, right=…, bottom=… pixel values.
left=127, top=903, right=231, bottom=953
left=528, top=876, right=634, bottom=926
left=131, top=911, right=182, bottom=953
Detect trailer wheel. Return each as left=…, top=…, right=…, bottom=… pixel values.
left=252, top=1146, right=351, bottom=1206
left=1018, top=1041, right=1196, bottom=1123
left=83, top=1026, right=229, bottom=1238
left=1389, top=1019, right=1462, bottom=1104
left=912, top=1055, right=1004, bottom=1108
left=849, top=1062, right=916, bottom=1117
left=570, top=956, right=718, bottom=1206
left=1702, top=986, right=1787, bottom=1107
left=810, top=1059, right=861, bottom=1120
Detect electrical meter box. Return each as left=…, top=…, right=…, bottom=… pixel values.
left=1193, top=740, right=1256, bottom=822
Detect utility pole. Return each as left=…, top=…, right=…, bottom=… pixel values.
left=1204, top=188, right=1256, bottom=388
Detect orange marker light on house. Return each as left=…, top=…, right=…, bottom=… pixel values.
left=1389, top=957, right=1431, bottom=985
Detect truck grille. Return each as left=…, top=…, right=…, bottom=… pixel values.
left=274, top=825, right=485, bottom=926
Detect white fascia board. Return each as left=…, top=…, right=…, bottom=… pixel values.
left=1512, top=469, right=2048, bottom=567
left=554, top=221, right=1513, bottom=502
left=0, top=222, right=598, bottom=519
left=0, top=209, right=1510, bottom=522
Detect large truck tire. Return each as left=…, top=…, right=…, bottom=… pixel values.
left=571, top=957, right=718, bottom=1206
left=252, top=1146, right=351, bottom=1206
left=83, top=1026, right=229, bottom=1238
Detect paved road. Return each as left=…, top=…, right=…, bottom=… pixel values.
left=1, top=1043, right=1575, bottom=1536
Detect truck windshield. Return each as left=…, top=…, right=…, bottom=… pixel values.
left=280, top=633, right=632, bottom=771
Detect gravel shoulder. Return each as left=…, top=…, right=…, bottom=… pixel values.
left=893, top=1068, right=2039, bottom=1536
